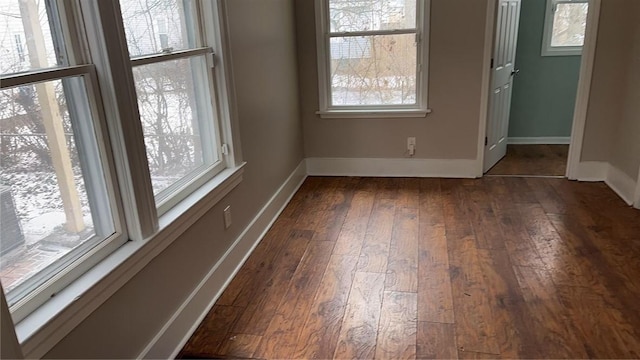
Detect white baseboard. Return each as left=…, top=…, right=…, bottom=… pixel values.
left=507, top=137, right=571, bottom=145
left=139, top=160, right=308, bottom=359
left=575, top=161, right=608, bottom=181
left=306, top=157, right=478, bottom=178
left=605, top=165, right=637, bottom=206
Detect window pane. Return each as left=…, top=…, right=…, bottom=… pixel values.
left=551, top=3, right=588, bottom=47
left=330, top=34, right=417, bottom=106
left=119, top=0, right=199, bottom=57
left=0, top=0, right=67, bottom=74
left=329, top=0, right=417, bottom=32
left=132, top=56, right=218, bottom=197
left=0, top=78, right=115, bottom=302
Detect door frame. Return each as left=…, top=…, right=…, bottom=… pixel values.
left=475, top=0, right=602, bottom=177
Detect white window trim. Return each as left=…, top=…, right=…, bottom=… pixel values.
left=6, top=0, right=244, bottom=357
left=314, top=0, right=431, bottom=118
left=541, top=0, right=588, bottom=57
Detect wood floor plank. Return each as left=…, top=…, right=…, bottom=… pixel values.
left=293, top=255, right=358, bottom=359
left=253, top=241, right=334, bottom=359
left=231, top=236, right=310, bottom=335
left=386, top=206, right=419, bottom=292
left=477, top=249, right=543, bottom=359
left=417, top=322, right=458, bottom=359
left=333, top=190, right=375, bottom=256
left=464, top=181, right=505, bottom=250
left=309, top=177, right=356, bottom=242
left=217, top=216, right=297, bottom=307
left=512, top=265, right=589, bottom=358
left=179, top=305, right=243, bottom=358
left=448, top=234, right=500, bottom=355
left=557, top=285, right=640, bottom=358
left=417, top=255, right=453, bottom=324
left=396, top=177, right=420, bottom=209
left=333, top=272, right=385, bottom=359
left=216, top=334, right=262, bottom=359
left=486, top=179, right=546, bottom=268
left=357, top=197, right=396, bottom=273
left=375, top=291, right=418, bottom=359
left=443, top=181, right=500, bottom=355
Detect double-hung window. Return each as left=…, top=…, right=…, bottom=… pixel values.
left=0, top=0, right=237, bottom=330
left=315, top=0, right=430, bottom=118
left=542, top=0, right=589, bottom=56
left=0, top=0, right=126, bottom=321
left=119, top=0, right=226, bottom=215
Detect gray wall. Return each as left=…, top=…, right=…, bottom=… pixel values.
left=43, top=0, right=304, bottom=358
left=508, top=0, right=581, bottom=139
left=581, top=0, right=640, bottom=181
left=297, top=0, right=490, bottom=160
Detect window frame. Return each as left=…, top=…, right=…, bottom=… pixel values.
left=314, top=0, right=431, bottom=118
left=0, top=0, right=242, bottom=341
left=0, top=0, right=128, bottom=323
left=119, top=0, right=228, bottom=216
left=541, top=0, right=589, bottom=57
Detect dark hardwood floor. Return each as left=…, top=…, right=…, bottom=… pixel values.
left=486, top=144, right=569, bottom=176
left=179, top=176, right=640, bottom=359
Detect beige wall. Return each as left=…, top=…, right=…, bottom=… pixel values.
left=581, top=0, right=639, bottom=178
left=608, top=1, right=640, bottom=181
left=296, top=0, right=490, bottom=160
left=43, top=0, right=304, bottom=358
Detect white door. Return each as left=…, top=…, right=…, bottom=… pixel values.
left=484, top=0, right=522, bottom=172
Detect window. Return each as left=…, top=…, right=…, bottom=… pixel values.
left=0, top=0, right=236, bottom=324
left=119, top=0, right=226, bottom=215
left=315, top=0, right=430, bottom=117
left=0, top=0, right=125, bottom=320
left=542, top=0, right=589, bottom=56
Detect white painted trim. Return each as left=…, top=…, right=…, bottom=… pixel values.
left=476, top=0, right=497, bottom=177
left=507, top=136, right=571, bottom=144
left=605, top=165, right=637, bottom=206
left=574, top=161, right=607, bottom=181
left=566, top=0, right=602, bottom=179
left=138, top=161, right=308, bottom=359
left=306, top=158, right=478, bottom=178
left=316, top=109, right=431, bottom=119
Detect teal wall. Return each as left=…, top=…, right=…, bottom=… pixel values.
left=508, top=0, right=582, bottom=138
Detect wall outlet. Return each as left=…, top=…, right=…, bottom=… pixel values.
left=407, top=137, right=416, bottom=156
left=223, top=205, right=232, bottom=229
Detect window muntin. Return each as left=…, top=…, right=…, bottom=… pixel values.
left=542, top=0, right=589, bottom=56
left=119, top=0, right=225, bottom=215
left=0, top=1, right=124, bottom=319
left=317, top=0, right=428, bottom=114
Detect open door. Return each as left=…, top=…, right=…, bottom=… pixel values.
left=484, top=0, right=521, bottom=173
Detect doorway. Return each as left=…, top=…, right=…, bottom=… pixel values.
left=481, top=0, right=599, bottom=177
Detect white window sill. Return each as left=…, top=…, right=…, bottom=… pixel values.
left=541, top=47, right=583, bottom=57
left=316, top=108, right=432, bottom=119
left=14, top=163, right=246, bottom=359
